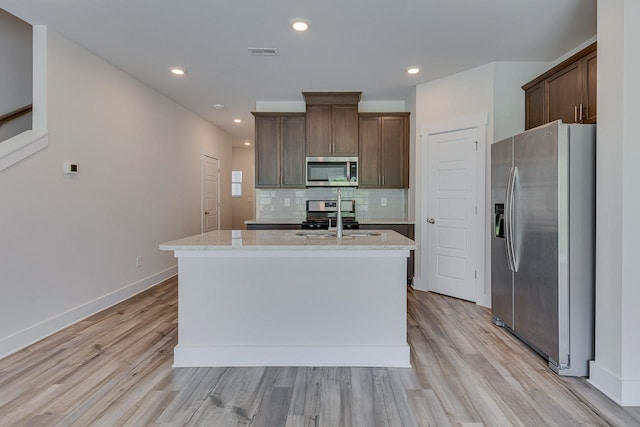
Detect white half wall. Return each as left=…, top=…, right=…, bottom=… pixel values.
left=0, top=29, right=232, bottom=359
left=589, top=0, right=640, bottom=407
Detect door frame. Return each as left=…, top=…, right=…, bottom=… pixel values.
left=415, top=113, right=488, bottom=306
left=201, top=154, right=220, bottom=233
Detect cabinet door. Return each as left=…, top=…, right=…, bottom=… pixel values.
left=525, top=82, right=544, bottom=130
left=247, top=224, right=302, bottom=230
left=333, top=105, right=358, bottom=155
left=306, top=105, right=332, bottom=156
left=360, top=224, right=414, bottom=284
left=381, top=117, right=407, bottom=188
left=281, top=116, right=306, bottom=188
left=582, top=51, right=597, bottom=124
left=358, top=117, right=381, bottom=188
left=255, top=116, right=280, bottom=188
left=546, top=62, right=582, bottom=124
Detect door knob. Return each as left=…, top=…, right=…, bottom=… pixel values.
left=205, top=211, right=211, bottom=215
left=427, top=218, right=436, bottom=224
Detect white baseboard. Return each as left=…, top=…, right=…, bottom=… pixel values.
left=0, top=266, right=177, bottom=360
left=173, top=345, right=411, bottom=368
left=622, top=379, right=640, bottom=407
left=589, top=360, right=640, bottom=406
left=412, top=275, right=429, bottom=292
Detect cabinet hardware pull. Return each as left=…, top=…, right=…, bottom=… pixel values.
left=580, top=103, right=584, bottom=121
left=382, top=176, right=385, bottom=186
left=574, top=106, right=578, bottom=123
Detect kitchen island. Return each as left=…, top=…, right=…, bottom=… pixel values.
left=160, top=229, right=416, bottom=368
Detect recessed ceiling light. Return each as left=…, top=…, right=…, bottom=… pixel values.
left=407, top=66, right=421, bottom=75
left=291, top=18, right=309, bottom=32
left=233, top=119, right=242, bottom=123
left=170, top=67, right=185, bottom=76
left=214, top=104, right=225, bottom=110
left=244, top=142, right=251, bottom=146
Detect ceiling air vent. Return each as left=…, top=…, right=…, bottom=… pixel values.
left=248, top=47, right=279, bottom=56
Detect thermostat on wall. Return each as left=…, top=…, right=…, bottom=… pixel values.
left=63, top=161, right=78, bottom=174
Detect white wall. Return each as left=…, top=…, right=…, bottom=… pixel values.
left=231, top=147, right=255, bottom=229
left=416, top=63, right=495, bottom=144
left=406, top=88, right=417, bottom=220
left=0, top=29, right=232, bottom=358
left=589, top=0, right=640, bottom=407
left=358, top=101, right=406, bottom=112
left=413, top=60, right=550, bottom=304
left=414, top=63, right=493, bottom=299
left=493, top=62, right=548, bottom=142
left=621, top=0, right=640, bottom=403
left=0, top=9, right=32, bottom=142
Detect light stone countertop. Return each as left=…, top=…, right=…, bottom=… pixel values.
left=244, top=218, right=415, bottom=225
left=160, top=229, right=416, bottom=251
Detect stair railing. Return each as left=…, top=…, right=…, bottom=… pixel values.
left=0, top=104, right=33, bottom=128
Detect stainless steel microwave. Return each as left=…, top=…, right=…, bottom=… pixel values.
left=306, top=157, right=358, bottom=187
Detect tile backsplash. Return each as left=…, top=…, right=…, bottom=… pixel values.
left=256, top=188, right=407, bottom=219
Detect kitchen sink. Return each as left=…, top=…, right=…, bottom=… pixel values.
left=344, top=231, right=381, bottom=237
left=295, top=231, right=381, bottom=238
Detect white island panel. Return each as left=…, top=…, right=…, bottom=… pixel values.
left=161, top=230, right=415, bottom=367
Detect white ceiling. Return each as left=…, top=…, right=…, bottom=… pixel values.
left=1, top=0, right=596, bottom=147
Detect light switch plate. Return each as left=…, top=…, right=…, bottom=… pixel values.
left=381, top=197, right=387, bottom=206
left=63, top=161, right=78, bottom=174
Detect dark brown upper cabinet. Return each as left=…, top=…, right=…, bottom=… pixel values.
left=303, top=92, right=361, bottom=157
left=358, top=113, right=410, bottom=189
left=523, top=42, right=596, bottom=130
left=253, top=113, right=306, bottom=189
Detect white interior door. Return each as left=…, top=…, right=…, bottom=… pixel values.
left=202, top=155, right=219, bottom=232
left=425, top=128, right=478, bottom=301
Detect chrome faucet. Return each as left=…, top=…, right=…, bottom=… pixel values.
left=328, top=188, right=344, bottom=238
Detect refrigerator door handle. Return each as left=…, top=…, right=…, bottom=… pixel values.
left=507, top=166, right=519, bottom=272
left=504, top=166, right=515, bottom=272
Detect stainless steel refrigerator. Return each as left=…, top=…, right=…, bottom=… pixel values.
left=491, top=120, right=595, bottom=376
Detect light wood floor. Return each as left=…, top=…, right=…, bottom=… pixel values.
left=1, top=278, right=639, bottom=426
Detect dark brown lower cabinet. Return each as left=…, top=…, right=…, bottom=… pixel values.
left=360, top=224, right=414, bottom=285
left=246, top=224, right=302, bottom=230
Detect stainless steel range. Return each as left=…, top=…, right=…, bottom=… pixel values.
left=301, top=200, right=359, bottom=230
